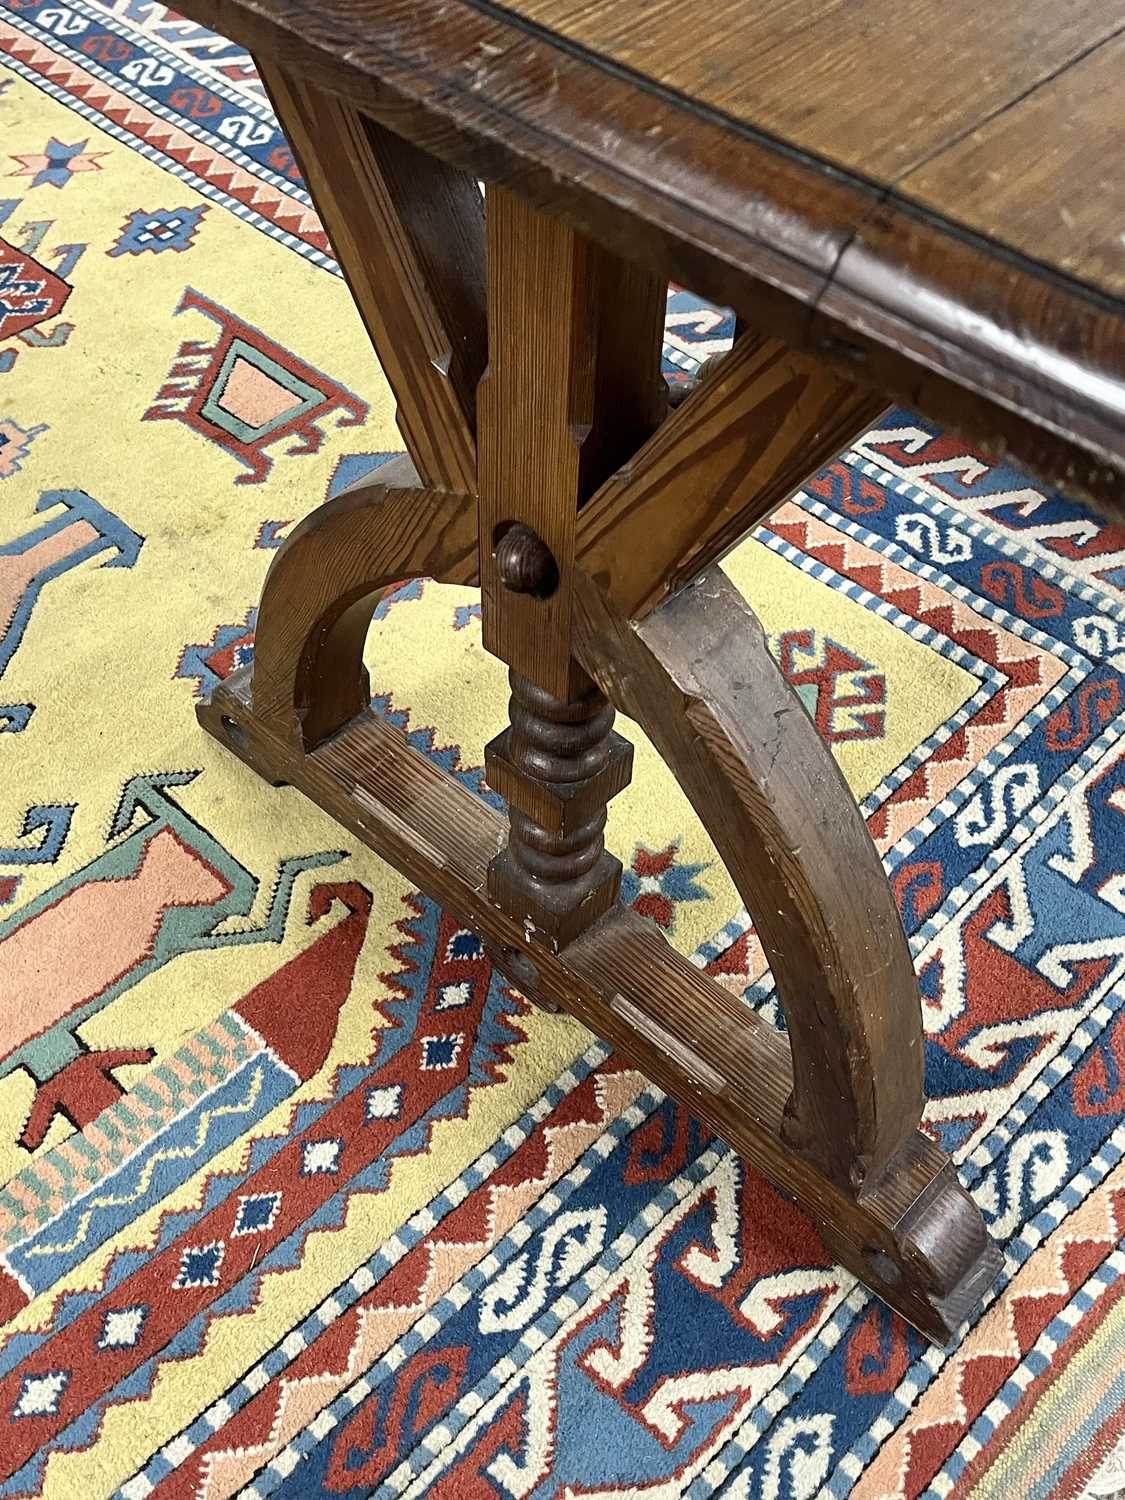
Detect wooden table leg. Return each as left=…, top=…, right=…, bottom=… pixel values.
left=475, top=185, right=662, bottom=949
left=198, top=61, right=1002, bottom=1343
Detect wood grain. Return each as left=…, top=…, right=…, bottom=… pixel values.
left=177, top=1, right=1125, bottom=509
left=902, top=32, right=1125, bottom=298
left=813, top=205, right=1125, bottom=502
left=581, top=252, right=670, bottom=490
left=477, top=186, right=597, bottom=698
left=257, top=61, right=485, bottom=492
left=477, top=192, right=670, bottom=694
left=576, top=330, right=887, bottom=619
left=494, top=0, right=1125, bottom=181
left=249, top=457, right=478, bottom=746
left=573, top=563, right=925, bottom=1193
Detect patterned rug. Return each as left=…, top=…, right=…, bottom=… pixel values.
left=1, top=4, right=1124, bottom=1496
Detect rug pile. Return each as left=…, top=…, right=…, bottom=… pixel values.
left=1, top=4, right=1124, bottom=1496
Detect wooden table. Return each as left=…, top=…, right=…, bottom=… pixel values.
left=185, top=0, right=1125, bottom=1343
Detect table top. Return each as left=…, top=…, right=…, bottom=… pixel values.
left=190, top=0, right=1125, bottom=503
left=506, top=0, right=1125, bottom=298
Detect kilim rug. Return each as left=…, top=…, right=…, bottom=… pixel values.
left=1, top=4, right=1124, bottom=1497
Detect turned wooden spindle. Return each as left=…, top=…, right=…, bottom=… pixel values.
left=506, top=673, right=615, bottom=879
left=486, top=668, right=633, bottom=950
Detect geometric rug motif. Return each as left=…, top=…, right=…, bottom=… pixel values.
left=1, top=4, right=1124, bottom=1498
left=142, top=287, right=368, bottom=483
left=773, top=628, right=887, bottom=743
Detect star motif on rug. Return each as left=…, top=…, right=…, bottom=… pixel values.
left=9, top=137, right=109, bottom=189
left=620, top=842, right=709, bottom=930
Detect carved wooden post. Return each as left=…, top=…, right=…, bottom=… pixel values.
left=485, top=667, right=632, bottom=950
left=476, top=188, right=663, bottom=951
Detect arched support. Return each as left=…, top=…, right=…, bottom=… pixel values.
left=572, top=564, right=923, bottom=1195
left=198, top=546, right=1000, bottom=1340
left=243, top=455, right=479, bottom=750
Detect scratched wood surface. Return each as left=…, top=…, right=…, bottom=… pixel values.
left=901, top=30, right=1125, bottom=298
left=182, top=0, right=1125, bottom=509
left=495, top=0, right=1125, bottom=310
left=500, top=0, right=1125, bottom=186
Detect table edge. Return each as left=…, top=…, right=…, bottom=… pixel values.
left=192, top=0, right=1125, bottom=501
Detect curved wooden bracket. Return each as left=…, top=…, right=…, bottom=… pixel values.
left=248, top=455, right=478, bottom=749
left=572, top=563, right=924, bottom=1194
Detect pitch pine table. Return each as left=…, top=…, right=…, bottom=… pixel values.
left=186, top=0, right=1125, bottom=1342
